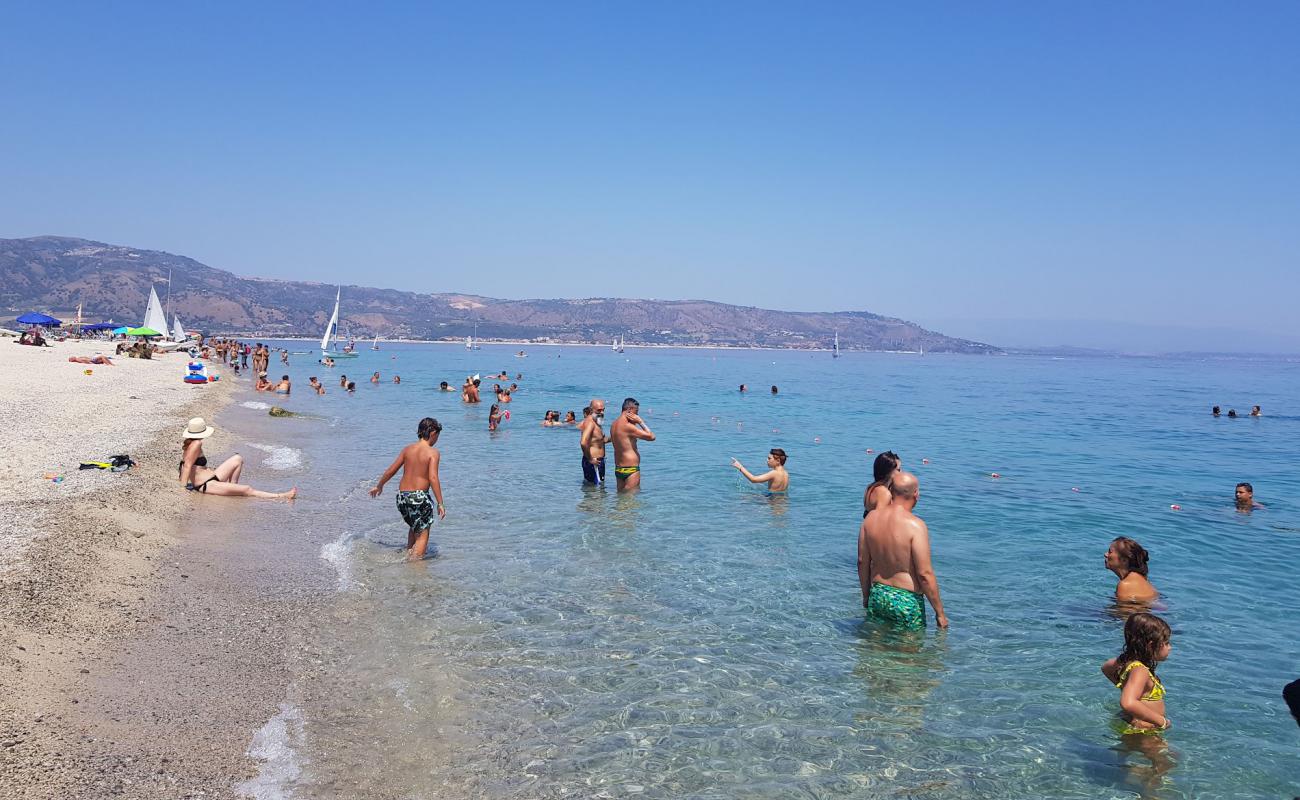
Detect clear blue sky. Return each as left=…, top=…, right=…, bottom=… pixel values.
left=3, top=2, right=1298, bottom=350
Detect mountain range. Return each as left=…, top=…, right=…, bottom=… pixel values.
left=0, top=236, right=998, bottom=353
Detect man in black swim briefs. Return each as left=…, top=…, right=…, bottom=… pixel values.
left=580, top=398, right=607, bottom=484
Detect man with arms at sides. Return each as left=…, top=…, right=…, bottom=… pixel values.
left=610, top=397, right=655, bottom=492
left=579, top=399, right=608, bottom=485
left=859, top=472, right=948, bottom=629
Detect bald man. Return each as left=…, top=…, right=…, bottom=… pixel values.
left=579, top=398, right=607, bottom=484
left=859, top=472, right=948, bottom=629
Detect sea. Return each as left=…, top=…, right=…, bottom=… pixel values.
left=222, top=343, right=1299, bottom=800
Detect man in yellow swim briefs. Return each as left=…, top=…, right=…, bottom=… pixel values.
left=610, top=397, right=655, bottom=492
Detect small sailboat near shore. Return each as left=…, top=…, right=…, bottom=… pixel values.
left=371, top=334, right=380, bottom=351
left=832, top=331, right=840, bottom=359
left=321, top=287, right=358, bottom=359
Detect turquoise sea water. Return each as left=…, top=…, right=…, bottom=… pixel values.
left=227, top=344, right=1299, bottom=799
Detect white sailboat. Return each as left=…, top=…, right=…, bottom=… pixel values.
left=465, top=335, right=473, bottom=350
left=321, top=287, right=358, bottom=359
left=467, top=322, right=481, bottom=350
left=612, top=334, right=625, bottom=354
left=832, top=331, right=840, bottom=358
left=142, top=285, right=168, bottom=335
left=371, top=334, right=380, bottom=351
left=172, top=315, right=188, bottom=343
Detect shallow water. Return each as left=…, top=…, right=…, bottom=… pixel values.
left=226, top=345, right=1299, bottom=799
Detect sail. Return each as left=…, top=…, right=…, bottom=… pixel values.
left=172, top=315, right=187, bottom=343
left=321, top=288, right=340, bottom=352
left=142, top=286, right=168, bottom=334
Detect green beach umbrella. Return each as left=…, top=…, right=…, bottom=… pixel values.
left=126, top=327, right=162, bottom=337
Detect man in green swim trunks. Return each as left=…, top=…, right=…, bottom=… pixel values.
left=610, top=397, right=655, bottom=492
left=859, top=472, right=948, bottom=629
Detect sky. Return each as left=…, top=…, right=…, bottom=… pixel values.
left=2, top=2, right=1298, bottom=351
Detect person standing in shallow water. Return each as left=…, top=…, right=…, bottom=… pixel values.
left=730, top=448, right=789, bottom=494
left=579, top=399, right=607, bottom=485
left=859, top=472, right=948, bottom=628
left=610, top=397, right=654, bottom=491
left=1104, top=537, right=1158, bottom=604
left=370, top=417, right=446, bottom=560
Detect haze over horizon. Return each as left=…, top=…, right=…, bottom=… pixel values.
left=2, top=3, right=1297, bottom=352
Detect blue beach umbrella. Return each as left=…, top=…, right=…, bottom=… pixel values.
left=16, top=312, right=61, bottom=326
left=112, top=326, right=130, bottom=335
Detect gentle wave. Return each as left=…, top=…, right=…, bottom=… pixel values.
left=246, top=442, right=303, bottom=470
left=240, top=401, right=272, bottom=410
left=237, top=702, right=304, bottom=800
left=319, top=532, right=358, bottom=591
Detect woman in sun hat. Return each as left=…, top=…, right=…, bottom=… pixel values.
left=178, top=417, right=297, bottom=500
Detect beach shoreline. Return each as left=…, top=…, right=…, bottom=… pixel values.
left=0, top=341, right=317, bottom=799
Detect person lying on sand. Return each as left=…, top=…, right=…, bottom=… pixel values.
left=68, top=355, right=114, bottom=366
left=178, top=418, right=296, bottom=500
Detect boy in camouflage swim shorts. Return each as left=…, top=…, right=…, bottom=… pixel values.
left=370, top=417, right=446, bottom=560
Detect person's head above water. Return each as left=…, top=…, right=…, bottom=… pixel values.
left=770, top=385, right=778, bottom=394
left=768, top=448, right=787, bottom=466
left=440, top=381, right=449, bottom=389
left=1251, top=405, right=1261, bottom=416
left=1228, top=408, right=1237, bottom=417
left=889, top=471, right=919, bottom=505
left=1212, top=405, right=1221, bottom=416
left=1106, top=536, right=1150, bottom=577
left=417, top=417, right=443, bottom=441
left=872, top=451, right=901, bottom=484
left=1117, top=612, right=1172, bottom=669
left=1235, top=482, right=1254, bottom=507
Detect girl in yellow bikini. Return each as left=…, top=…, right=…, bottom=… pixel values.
left=1101, top=612, right=1172, bottom=734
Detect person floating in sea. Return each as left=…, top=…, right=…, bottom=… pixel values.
left=1101, top=612, right=1172, bottom=734
left=369, top=417, right=446, bottom=561
left=1105, top=537, right=1158, bottom=604
left=178, top=418, right=296, bottom=500
left=730, top=449, right=789, bottom=495
left=611, top=397, right=655, bottom=492
left=580, top=398, right=607, bottom=485
left=275, top=375, right=291, bottom=394
left=563, top=410, right=577, bottom=425
left=1235, top=481, right=1262, bottom=511
left=859, top=472, right=948, bottom=628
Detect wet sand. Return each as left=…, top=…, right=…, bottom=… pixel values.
left=0, top=341, right=318, bottom=799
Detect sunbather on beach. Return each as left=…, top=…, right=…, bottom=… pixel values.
left=178, top=418, right=296, bottom=500
left=67, top=355, right=114, bottom=366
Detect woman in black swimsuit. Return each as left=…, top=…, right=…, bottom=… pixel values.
left=179, top=418, right=297, bottom=500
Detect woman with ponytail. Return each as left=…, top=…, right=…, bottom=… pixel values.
left=1104, top=537, right=1159, bottom=603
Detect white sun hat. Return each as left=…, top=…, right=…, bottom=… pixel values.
left=183, top=417, right=215, bottom=440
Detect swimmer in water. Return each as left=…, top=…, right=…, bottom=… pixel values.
left=580, top=399, right=607, bottom=485
left=1104, top=537, right=1158, bottom=604
left=1250, top=405, right=1261, bottom=417
left=275, top=375, right=291, bottom=394
left=369, top=417, right=446, bottom=561
left=739, top=384, right=747, bottom=393
left=439, top=381, right=453, bottom=392
left=863, top=451, right=901, bottom=518
left=1212, top=405, right=1221, bottom=417
left=611, top=397, right=655, bottom=492
left=488, top=403, right=504, bottom=431
left=339, top=374, right=348, bottom=388
left=770, top=385, right=778, bottom=395
left=1101, top=612, right=1172, bottom=734
left=859, top=472, right=948, bottom=627
left=1235, top=481, right=1262, bottom=511
left=371, top=371, right=381, bottom=384
left=730, top=449, right=789, bottom=494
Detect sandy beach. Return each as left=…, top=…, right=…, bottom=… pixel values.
left=0, top=339, right=314, bottom=799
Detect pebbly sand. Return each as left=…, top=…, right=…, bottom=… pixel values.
left=0, top=339, right=318, bottom=799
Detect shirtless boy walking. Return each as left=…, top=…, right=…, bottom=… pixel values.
left=369, top=417, right=446, bottom=560
left=859, top=472, right=948, bottom=629
left=610, top=397, right=655, bottom=491
left=579, top=398, right=608, bottom=484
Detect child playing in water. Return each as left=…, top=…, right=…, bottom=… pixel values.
left=488, top=403, right=505, bottom=431
left=369, top=417, right=446, bottom=560
left=730, top=449, right=790, bottom=494
left=1102, top=612, right=1172, bottom=734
